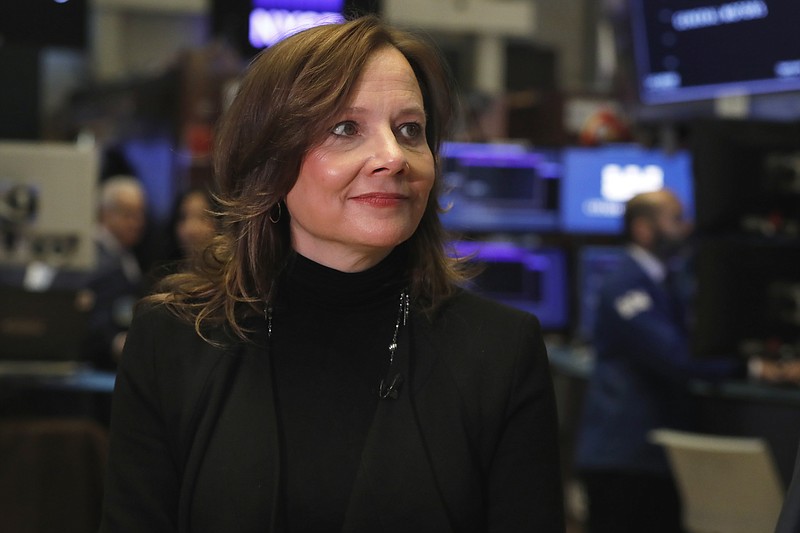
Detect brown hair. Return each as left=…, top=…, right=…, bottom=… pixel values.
left=149, top=15, right=468, bottom=341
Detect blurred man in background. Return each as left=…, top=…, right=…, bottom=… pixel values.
left=84, top=175, right=147, bottom=369
left=574, top=189, right=748, bottom=533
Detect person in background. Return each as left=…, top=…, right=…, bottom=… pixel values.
left=156, top=186, right=219, bottom=275
left=85, top=175, right=147, bottom=369
left=574, top=189, right=777, bottom=533
left=173, top=187, right=217, bottom=259
left=100, top=15, right=564, bottom=532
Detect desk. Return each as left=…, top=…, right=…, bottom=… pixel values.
left=0, top=367, right=116, bottom=394
left=0, top=366, right=116, bottom=424
left=548, top=344, right=800, bottom=486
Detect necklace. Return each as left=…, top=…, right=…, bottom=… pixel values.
left=379, top=289, right=410, bottom=400
left=264, top=288, right=410, bottom=399
left=388, top=289, right=410, bottom=367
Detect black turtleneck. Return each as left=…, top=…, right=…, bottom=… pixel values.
left=269, top=245, right=409, bottom=532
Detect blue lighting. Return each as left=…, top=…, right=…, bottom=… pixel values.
left=253, top=0, right=344, bottom=9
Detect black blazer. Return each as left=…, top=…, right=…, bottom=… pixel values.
left=100, top=290, right=565, bottom=532
left=776, top=442, right=800, bottom=533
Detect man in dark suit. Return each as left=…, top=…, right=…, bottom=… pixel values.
left=574, top=189, right=746, bottom=533
left=84, top=175, right=147, bottom=369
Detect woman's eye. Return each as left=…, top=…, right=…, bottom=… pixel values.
left=399, top=122, right=423, bottom=140
left=331, top=121, right=358, bottom=136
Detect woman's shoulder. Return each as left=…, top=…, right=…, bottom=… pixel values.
left=126, top=301, right=233, bottom=356
left=121, top=302, right=240, bottom=389
left=130, top=301, right=197, bottom=334
left=433, top=288, right=541, bottom=331
left=422, top=289, right=543, bottom=364
left=415, top=289, right=550, bottom=407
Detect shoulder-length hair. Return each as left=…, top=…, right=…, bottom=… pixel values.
left=150, top=15, right=468, bottom=341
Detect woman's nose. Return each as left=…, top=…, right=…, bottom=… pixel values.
left=368, top=130, right=408, bottom=176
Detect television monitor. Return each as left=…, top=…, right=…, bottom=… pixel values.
left=573, top=245, right=628, bottom=343
left=0, top=141, right=98, bottom=271
left=451, top=240, right=568, bottom=330
left=440, top=142, right=560, bottom=232
left=629, top=0, right=800, bottom=105
left=560, top=144, right=694, bottom=235
left=212, top=0, right=358, bottom=57
left=248, top=0, right=344, bottom=49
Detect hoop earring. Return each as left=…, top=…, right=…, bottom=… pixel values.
left=269, top=202, right=282, bottom=224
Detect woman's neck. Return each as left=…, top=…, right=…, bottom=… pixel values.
left=289, top=242, right=397, bottom=273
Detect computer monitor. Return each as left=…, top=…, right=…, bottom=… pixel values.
left=629, top=0, right=800, bottom=105
left=0, top=141, right=98, bottom=271
left=560, top=144, right=694, bottom=235
left=212, top=0, right=347, bottom=57
left=248, top=0, right=344, bottom=49
left=451, top=240, right=568, bottom=330
left=440, top=142, right=560, bottom=232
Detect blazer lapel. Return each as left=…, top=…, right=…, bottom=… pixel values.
left=242, top=337, right=284, bottom=532
left=182, top=334, right=284, bottom=533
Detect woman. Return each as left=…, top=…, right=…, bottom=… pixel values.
left=158, top=186, right=219, bottom=271
left=173, top=187, right=218, bottom=259
left=100, top=15, right=564, bottom=533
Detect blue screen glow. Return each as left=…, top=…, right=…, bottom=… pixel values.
left=560, top=144, right=694, bottom=235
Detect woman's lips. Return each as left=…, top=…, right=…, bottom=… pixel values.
left=351, top=193, right=408, bottom=207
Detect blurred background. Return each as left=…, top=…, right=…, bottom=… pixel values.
left=1, top=1, right=799, bottom=531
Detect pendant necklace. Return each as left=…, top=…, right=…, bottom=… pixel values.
left=379, top=289, right=409, bottom=399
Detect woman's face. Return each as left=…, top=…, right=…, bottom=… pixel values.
left=285, top=46, right=435, bottom=272
left=176, top=191, right=216, bottom=255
